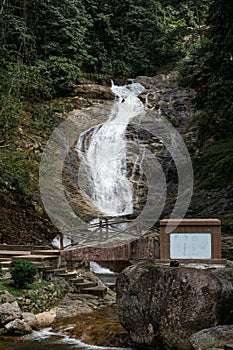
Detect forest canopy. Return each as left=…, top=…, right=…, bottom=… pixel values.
left=0, top=0, right=211, bottom=99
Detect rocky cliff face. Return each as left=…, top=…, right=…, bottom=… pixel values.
left=116, top=262, right=233, bottom=350
left=134, top=70, right=233, bottom=240
left=63, top=70, right=197, bottom=222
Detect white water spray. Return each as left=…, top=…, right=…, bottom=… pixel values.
left=90, top=261, right=115, bottom=275
left=76, top=82, right=144, bottom=217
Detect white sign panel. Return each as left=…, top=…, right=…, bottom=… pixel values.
left=170, top=233, right=212, bottom=260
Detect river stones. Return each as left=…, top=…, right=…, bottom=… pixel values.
left=4, top=319, right=32, bottom=335
left=0, top=301, right=22, bottom=325
left=0, top=302, right=38, bottom=335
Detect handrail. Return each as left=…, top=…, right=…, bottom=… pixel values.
left=61, top=217, right=151, bottom=248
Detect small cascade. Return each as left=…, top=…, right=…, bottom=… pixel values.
left=90, top=261, right=115, bottom=275
left=20, top=325, right=133, bottom=349
left=90, top=261, right=118, bottom=290
left=76, top=82, right=144, bottom=217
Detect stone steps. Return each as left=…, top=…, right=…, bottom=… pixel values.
left=2, top=267, right=10, bottom=272
left=0, top=260, right=12, bottom=267
left=0, top=245, right=107, bottom=297
left=0, top=244, right=51, bottom=251
left=82, top=285, right=107, bottom=297
left=32, top=249, right=60, bottom=256
left=12, top=254, right=59, bottom=261
left=42, top=268, right=68, bottom=281
left=44, top=268, right=66, bottom=274
left=55, top=272, right=78, bottom=280
left=0, top=245, right=60, bottom=274
left=0, top=250, right=32, bottom=258
left=70, top=277, right=84, bottom=284
left=74, top=281, right=98, bottom=291
left=42, top=267, right=107, bottom=297
left=11, top=254, right=60, bottom=270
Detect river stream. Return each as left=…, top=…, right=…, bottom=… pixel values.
left=0, top=306, right=134, bottom=350
left=0, top=264, right=133, bottom=349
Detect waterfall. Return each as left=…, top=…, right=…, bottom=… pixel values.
left=76, top=82, right=144, bottom=217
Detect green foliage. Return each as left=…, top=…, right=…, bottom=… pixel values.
left=35, top=56, right=81, bottom=96
left=195, top=139, right=233, bottom=188
left=84, top=0, right=202, bottom=77
left=0, top=144, right=36, bottom=206
left=0, top=280, right=27, bottom=297
left=179, top=0, right=233, bottom=143
left=0, top=0, right=36, bottom=63
left=0, top=94, right=22, bottom=136
left=10, top=260, right=38, bottom=289
left=0, top=64, right=23, bottom=135
left=0, top=0, right=89, bottom=99
left=29, top=0, right=90, bottom=59
left=0, top=278, right=49, bottom=297
left=0, top=328, right=7, bottom=335
left=1, top=0, right=210, bottom=89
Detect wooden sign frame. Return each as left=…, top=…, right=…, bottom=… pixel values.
left=160, top=219, right=226, bottom=264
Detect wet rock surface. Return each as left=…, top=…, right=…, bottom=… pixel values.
left=62, top=69, right=197, bottom=221
left=116, top=262, right=233, bottom=350
left=134, top=69, right=232, bottom=248
left=55, top=284, right=116, bottom=320
left=53, top=305, right=130, bottom=348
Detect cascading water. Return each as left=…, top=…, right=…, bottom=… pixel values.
left=76, top=82, right=144, bottom=217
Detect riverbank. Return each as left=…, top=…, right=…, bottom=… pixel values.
left=34, top=293, right=130, bottom=348
left=0, top=268, right=131, bottom=348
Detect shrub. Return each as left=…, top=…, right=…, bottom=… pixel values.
left=10, top=260, right=38, bottom=289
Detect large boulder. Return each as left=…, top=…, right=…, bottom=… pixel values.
left=116, top=262, right=233, bottom=350
left=0, top=301, right=22, bottom=325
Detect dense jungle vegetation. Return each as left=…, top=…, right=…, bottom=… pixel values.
left=0, top=0, right=232, bottom=243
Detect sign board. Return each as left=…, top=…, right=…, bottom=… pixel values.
left=160, top=219, right=226, bottom=264
left=170, top=233, right=212, bottom=260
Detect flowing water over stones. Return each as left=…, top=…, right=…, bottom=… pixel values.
left=90, top=261, right=119, bottom=290
left=0, top=307, right=134, bottom=350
